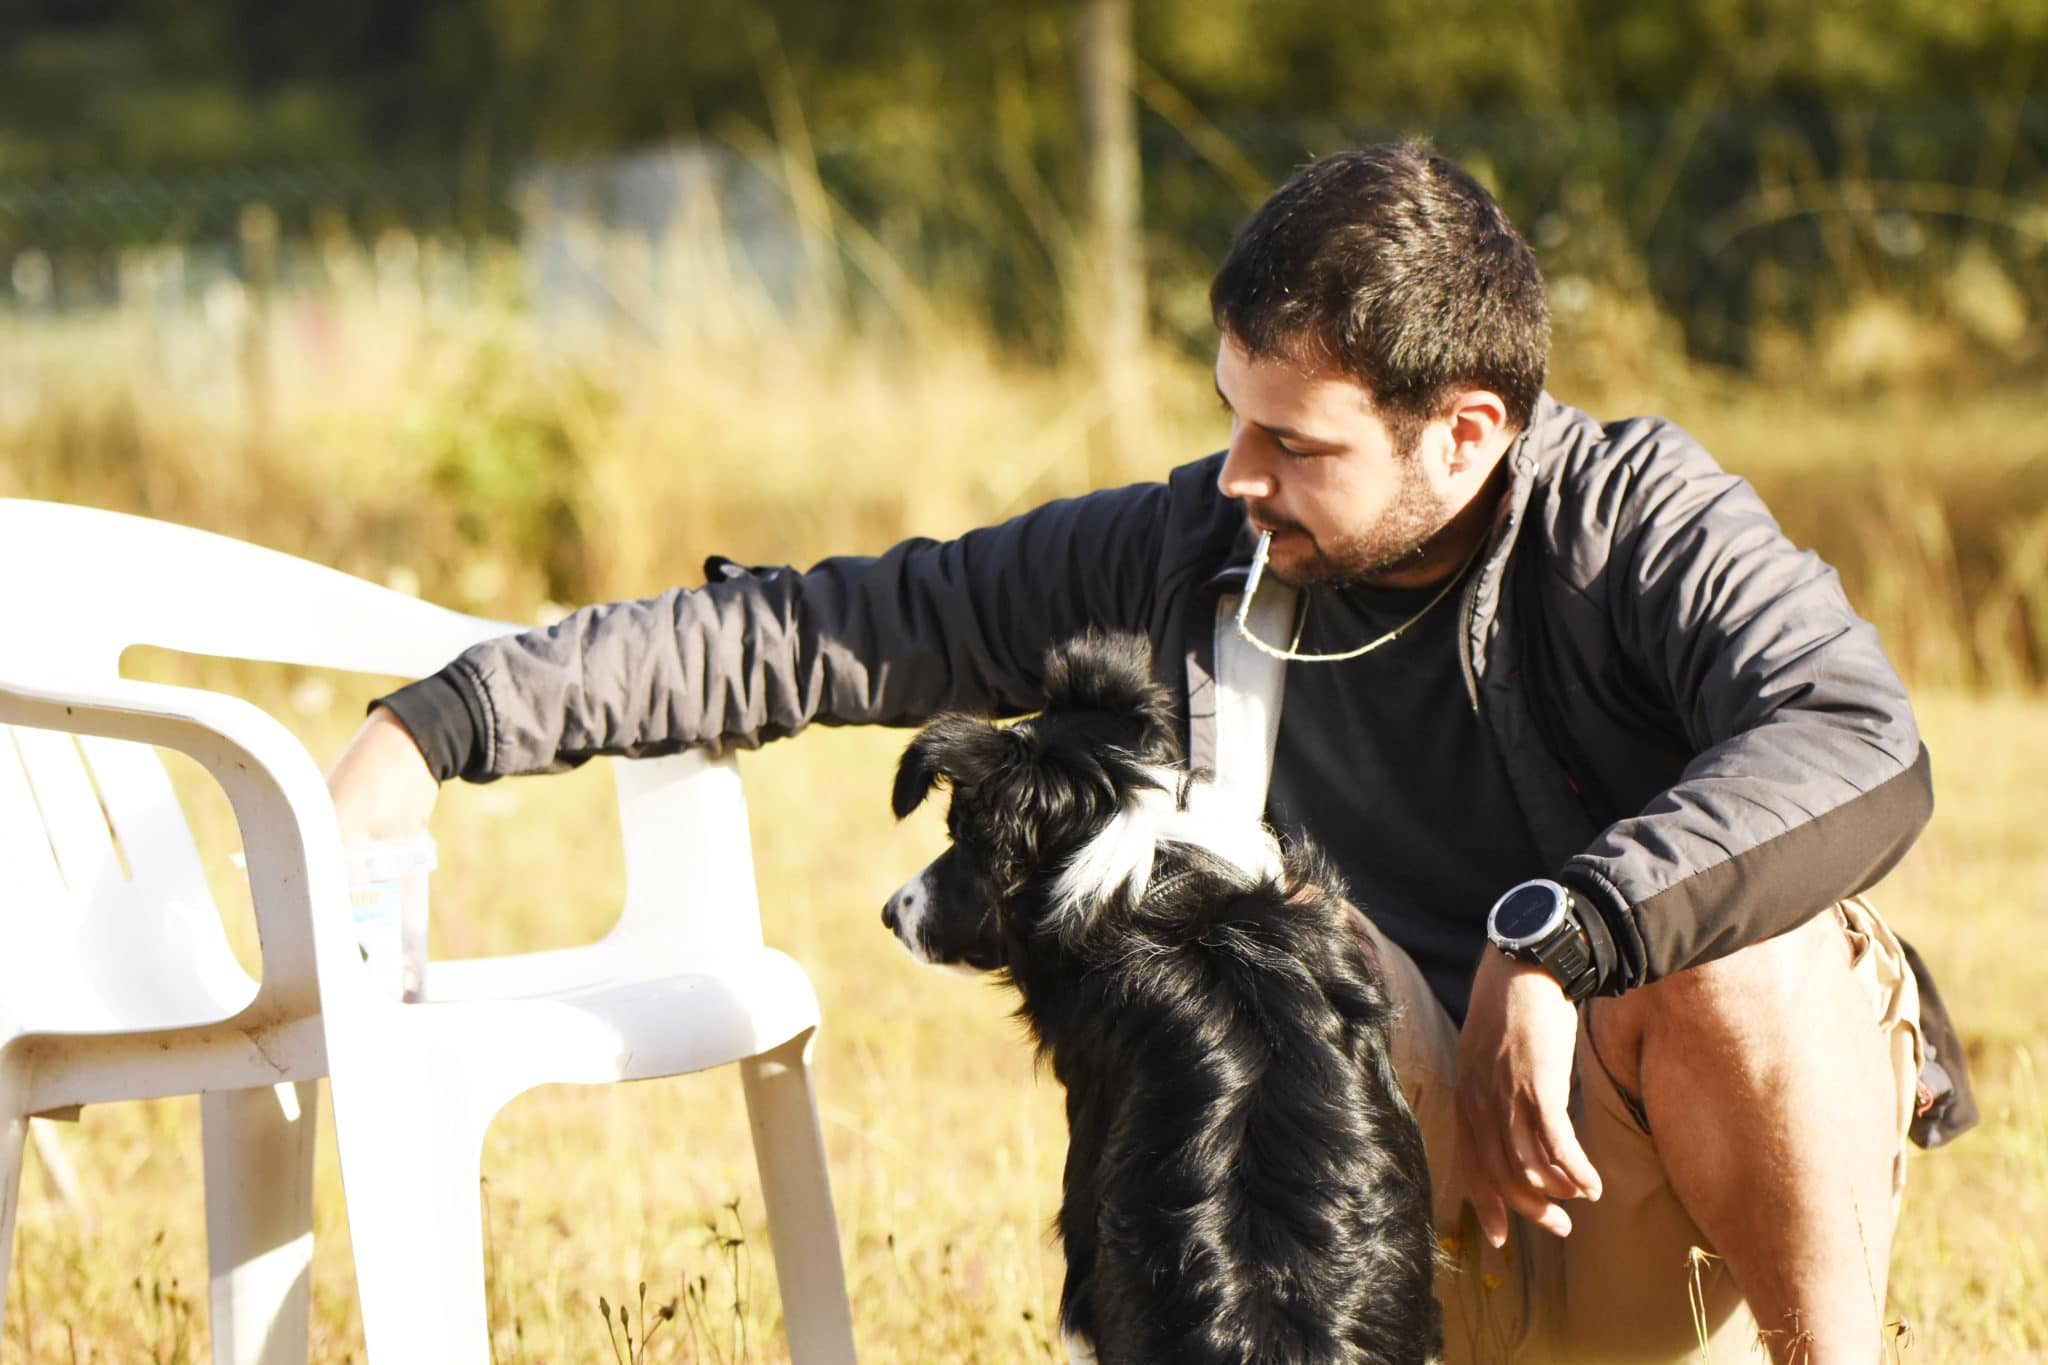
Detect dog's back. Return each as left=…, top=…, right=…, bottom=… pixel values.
left=1034, top=844, right=1441, bottom=1365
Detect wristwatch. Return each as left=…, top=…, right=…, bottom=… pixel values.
left=1486, top=878, right=1600, bottom=1001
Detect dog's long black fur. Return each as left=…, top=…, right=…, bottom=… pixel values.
left=885, top=634, right=1441, bottom=1365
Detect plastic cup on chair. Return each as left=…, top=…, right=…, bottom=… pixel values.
left=344, top=834, right=436, bottom=1002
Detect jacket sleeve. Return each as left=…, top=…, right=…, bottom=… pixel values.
left=380, top=479, right=1173, bottom=780
left=1555, top=425, right=1934, bottom=990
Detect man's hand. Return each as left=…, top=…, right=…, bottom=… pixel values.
left=325, top=708, right=440, bottom=845
left=1453, top=948, right=1602, bottom=1248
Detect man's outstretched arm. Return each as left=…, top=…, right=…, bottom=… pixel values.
left=365, top=478, right=1180, bottom=786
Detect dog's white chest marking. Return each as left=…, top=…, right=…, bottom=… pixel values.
left=1049, top=767, right=1284, bottom=933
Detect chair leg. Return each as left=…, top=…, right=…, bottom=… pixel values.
left=202, top=1081, right=318, bottom=1365
left=332, top=1084, right=494, bottom=1365
left=740, top=1029, right=856, bottom=1365
left=0, top=1105, right=24, bottom=1334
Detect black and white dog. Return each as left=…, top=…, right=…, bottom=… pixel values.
left=883, top=634, right=1441, bottom=1365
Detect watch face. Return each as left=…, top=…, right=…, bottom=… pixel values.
left=1493, top=882, right=1563, bottom=943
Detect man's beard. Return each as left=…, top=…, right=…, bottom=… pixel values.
left=1248, top=458, right=1456, bottom=589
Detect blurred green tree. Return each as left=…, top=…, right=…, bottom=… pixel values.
left=6, top=0, right=2041, bottom=176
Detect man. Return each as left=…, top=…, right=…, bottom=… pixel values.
left=329, top=141, right=1953, bottom=1363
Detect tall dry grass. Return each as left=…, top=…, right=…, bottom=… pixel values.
left=1, top=213, right=2045, bottom=1361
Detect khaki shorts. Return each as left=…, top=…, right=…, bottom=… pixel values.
left=1365, top=898, right=1923, bottom=1364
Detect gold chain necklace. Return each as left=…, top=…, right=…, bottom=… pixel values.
left=1231, top=530, right=1483, bottom=664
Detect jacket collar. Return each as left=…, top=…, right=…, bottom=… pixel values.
left=1463, top=394, right=1560, bottom=681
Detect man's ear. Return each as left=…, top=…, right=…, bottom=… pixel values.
left=891, top=714, right=1018, bottom=818
left=1440, top=388, right=1510, bottom=478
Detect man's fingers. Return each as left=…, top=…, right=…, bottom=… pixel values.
left=1453, top=1095, right=1513, bottom=1249
left=1524, top=1199, right=1573, bottom=1239
left=1465, top=1088, right=1580, bottom=1241
left=1490, top=1121, right=1564, bottom=1236
left=1507, top=1110, right=1577, bottom=1198
left=1509, top=1105, right=1601, bottom=1202
left=1471, top=1098, right=1571, bottom=1245
left=1462, top=1133, right=1512, bottom=1249
left=1459, top=1121, right=1576, bottom=1245
left=1522, top=1155, right=1580, bottom=1200
left=1473, top=1189, right=1511, bottom=1249
left=1489, top=1166, right=1571, bottom=1240
left=1526, top=1100, right=1603, bottom=1201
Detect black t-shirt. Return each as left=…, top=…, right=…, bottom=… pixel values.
left=1265, top=572, right=1548, bottom=1022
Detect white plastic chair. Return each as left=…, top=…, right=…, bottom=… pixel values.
left=0, top=498, right=857, bottom=1364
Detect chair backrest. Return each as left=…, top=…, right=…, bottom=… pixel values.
left=0, top=498, right=771, bottom=1011
left=0, top=498, right=513, bottom=1039
left=0, top=499, right=512, bottom=681
left=0, top=723, right=256, bottom=1038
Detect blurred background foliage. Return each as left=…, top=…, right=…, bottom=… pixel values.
left=1, top=0, right=2044, bottom=685
left=8, top=0, right=2043, bottom=165
left=8, top=0, right=2046, bottom=357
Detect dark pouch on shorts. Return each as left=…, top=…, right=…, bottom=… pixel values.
left=1901, top=938, right=1977, bottom=1149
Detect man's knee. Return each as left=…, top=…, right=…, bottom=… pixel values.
left=1588, top=907, right=1856, bottom=1108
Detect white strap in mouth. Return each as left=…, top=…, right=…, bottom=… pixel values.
left=1212, top=549, right=1295, bottom=818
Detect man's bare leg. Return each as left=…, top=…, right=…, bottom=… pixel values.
left=1589, top=909, right=1906, bottom=1365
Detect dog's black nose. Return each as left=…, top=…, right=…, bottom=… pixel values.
left=882, top=898, right=899, bottom=932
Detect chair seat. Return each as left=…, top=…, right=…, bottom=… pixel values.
left=396, top=945, right=822, bottom=1093
left=421, top=929, right=779, bottom=1003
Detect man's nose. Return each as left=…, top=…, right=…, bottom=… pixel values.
left=1217, top=429, right=1275, bottom=502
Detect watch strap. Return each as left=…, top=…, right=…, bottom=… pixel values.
left=1554, top=871, right=1622, bottom=997
left=1490, top=879, right=1601, bottom=1002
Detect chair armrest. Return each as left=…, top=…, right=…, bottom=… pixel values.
left=0, top=672, right=361, bottom=1021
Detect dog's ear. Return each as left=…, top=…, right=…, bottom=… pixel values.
left=1042, top=632, right=1180, bottom=762
left=892, top=713, right=1019, bottom=818
left=1043, top=632, right=1155, bottom=711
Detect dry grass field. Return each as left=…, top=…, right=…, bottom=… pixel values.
left=3, top=277, right=2046, bottom=1360
left=2, top=687, right=2042, bottom=1364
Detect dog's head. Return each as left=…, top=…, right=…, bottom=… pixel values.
left=882, top=633, right=1183, bottom=971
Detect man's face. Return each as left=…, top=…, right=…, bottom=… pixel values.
left=1213, top=333, right=1458, bottom=589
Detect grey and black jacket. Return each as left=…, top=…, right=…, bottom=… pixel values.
left=386, top=393, right=1964, bottom=1127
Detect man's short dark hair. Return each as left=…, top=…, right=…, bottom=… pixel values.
left=1210, top=141, right=1550, bottom=444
